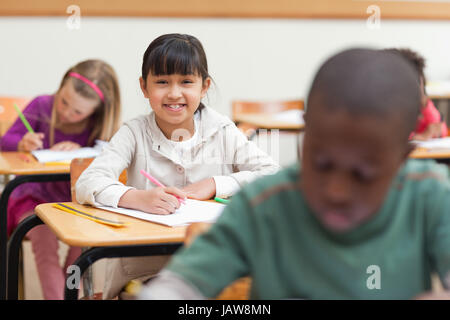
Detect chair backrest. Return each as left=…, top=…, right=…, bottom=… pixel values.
left=0, top=96, right=31, bottom=136
left=70, top=157, right=127, bottom=202
left=232, top=99, right=304, bottom=121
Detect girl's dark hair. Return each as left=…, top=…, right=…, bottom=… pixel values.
left=142, top=33, right=210, bottom=83
left=383, top=48, right=426, bottom=94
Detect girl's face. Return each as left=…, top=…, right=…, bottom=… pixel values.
left=55, top=80, right=99, bottom=125
left=140, top=73, right=210, bottom=138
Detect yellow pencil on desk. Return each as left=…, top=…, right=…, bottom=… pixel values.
left=44, top=160, right=71, bottom=166
left=53, top=203, right=128, bottom=228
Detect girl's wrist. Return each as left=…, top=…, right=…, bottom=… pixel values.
left=118, top=189, right=141, bottom=209
left=17, top=140, right=25, bottom=152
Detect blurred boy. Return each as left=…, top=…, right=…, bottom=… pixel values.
left=138, top=48, right=450, bottom=299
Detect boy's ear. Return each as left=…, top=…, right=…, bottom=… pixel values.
left=201, top=78, right=211, bottom=98
left=139, top=77, right=149, bottom=98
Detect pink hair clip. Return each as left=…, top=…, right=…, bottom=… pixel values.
left=69, top=72, right=105, bottom=102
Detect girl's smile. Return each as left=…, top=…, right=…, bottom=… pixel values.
left=163, top=104, right=187, bottom=112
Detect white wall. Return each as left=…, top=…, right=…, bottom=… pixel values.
left=1, top=17, right=450, bottom=165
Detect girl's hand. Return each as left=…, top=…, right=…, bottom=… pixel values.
left=182, top=178, right=216, bottom=200
left=18, top=132, right=44, bottom=152
left=118, top=188, right=187, bottom=215
left=50, top=141, right=81, bottom=151
left=413, top=123, right=443, bottom=141
left=427, top=123, right=442, bottom=139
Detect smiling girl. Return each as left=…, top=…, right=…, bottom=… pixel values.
left=76, top=33, right=280, bottom=299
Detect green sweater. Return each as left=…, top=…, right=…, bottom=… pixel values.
left=166, top=159, right=450, bottom=299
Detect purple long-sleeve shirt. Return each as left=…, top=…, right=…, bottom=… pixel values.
left=1, top=95, right=93, bottom=235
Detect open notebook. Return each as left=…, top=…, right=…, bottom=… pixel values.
left=411, top=137, right=450, bottom=150
left=31, top=140, right=108, bottom=163
left=96, top=199, right=226, bottom=227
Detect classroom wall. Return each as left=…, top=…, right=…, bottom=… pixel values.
left=1, top=17, right=450, bottom=165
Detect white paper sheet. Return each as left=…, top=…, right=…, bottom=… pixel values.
left=97, top=199, right=226, bottom=227
left=272, top=109, right=305, bottom=125
left=31, top=147, right=100, bottom=162
left=31, top=140, right=107, bottom=163
left=412, top=137, right=450, bottom=149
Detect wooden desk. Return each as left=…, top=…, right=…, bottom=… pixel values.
left=0, top=152, right=70, bottom=300
left=36, top=202, right=186, bottom=247
left=0, top=152, right=70, bottom=175
left=427, top=81, right=450, bottom=101
left=233, top=113, right=304, bottom=132
left=7, top=202, right=187, bottom=300
left=410, top=147, right=450, bottom=160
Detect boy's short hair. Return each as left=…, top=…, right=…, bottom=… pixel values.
left=306, top=48, right=422, bottom=142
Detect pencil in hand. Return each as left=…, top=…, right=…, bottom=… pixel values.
left=14, top=103, right=44, bottom=151
left=140, top=169, right=186, bottom=205
left=13, top=103, right=34, bottom=134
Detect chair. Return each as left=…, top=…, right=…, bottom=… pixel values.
left=70, top=157, right=127, bottom=202
left=0, top=96, right=30, bottom=136
left=184, top=222, right=251, bottom=300
left=232, top=99, right=304, bottom=139
left=0, top=97, right=30, bottom=188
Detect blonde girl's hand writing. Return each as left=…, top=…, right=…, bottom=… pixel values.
left=18, top=132, right=44, bottom=152
left=50, top=141, right=81, bottom=151
left=182, top=178, right=216, bottom=200
left=426, top=123, right=443, bottom=139
left=118, top=187, right=187, bottom=215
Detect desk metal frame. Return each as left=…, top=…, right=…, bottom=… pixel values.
left=7, top=214, right=182, bottom=300
left=0, top=173, right=70, bottom=300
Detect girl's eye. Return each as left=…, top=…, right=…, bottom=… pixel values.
left=156, top=80, right=167, bottom=84
left=182, top=79, right=193, bottom=84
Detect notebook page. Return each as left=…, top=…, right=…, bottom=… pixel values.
left=31, top=147, right=101, bottom=163
left=97, top=199, right=226, bottom=227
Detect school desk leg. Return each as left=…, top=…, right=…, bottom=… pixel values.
left=64, top=243, right=182, bottom=300
left=0, top=173, right=70, bottom=300
left=7, top=214, right=44, bottom=300
left=81, top=247, right=94, bottom=298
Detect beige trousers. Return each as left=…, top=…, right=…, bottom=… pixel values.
left=103, top=255, right=171, bottom=299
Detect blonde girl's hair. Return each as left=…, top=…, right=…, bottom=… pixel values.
left=49, top=59, right=122, bottom=146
